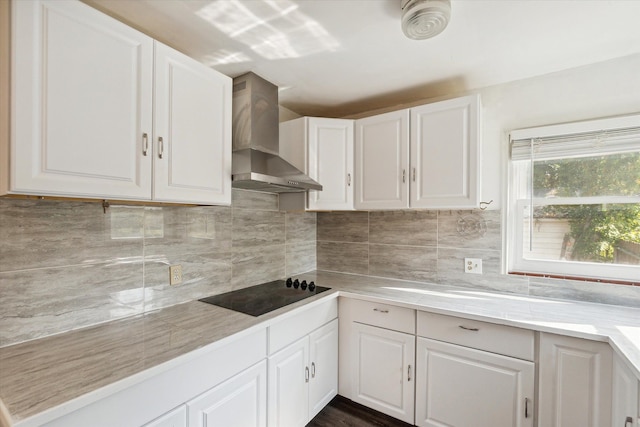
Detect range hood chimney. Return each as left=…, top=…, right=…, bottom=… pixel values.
left=231, top=72, right=322, bottom=193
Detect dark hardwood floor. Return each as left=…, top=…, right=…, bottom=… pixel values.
left=307, top=396, right=413, bottom=427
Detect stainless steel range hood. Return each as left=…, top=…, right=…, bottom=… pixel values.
left=232, top=72, right=322, bottom=193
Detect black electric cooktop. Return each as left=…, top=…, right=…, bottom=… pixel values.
left=199, top=279, right=330, bottom=317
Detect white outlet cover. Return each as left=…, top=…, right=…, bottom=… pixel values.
left=464, top=258, right=483, bottom=274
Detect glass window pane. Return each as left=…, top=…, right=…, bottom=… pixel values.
left=523, top=203, right=640, bottom=265
left=533, top=152, right=640, bottom=198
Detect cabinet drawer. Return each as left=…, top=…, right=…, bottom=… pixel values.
left=417, top=311, right=534, bottom=361
left=349, top=299, right=415, bottom=334
left=269, top=298, right=337, bottom=354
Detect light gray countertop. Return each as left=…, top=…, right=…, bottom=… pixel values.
left=1, top=271, right=639, bottom=426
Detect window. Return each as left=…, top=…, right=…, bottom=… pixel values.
left=507, top=114, right=640, bottom=283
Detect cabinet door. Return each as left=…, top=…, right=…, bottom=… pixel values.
left=268, top=336, right=310, bottom=427
left=355, top=110, right=409, bottom=209
left=153, top=42, right=232, bottom=205
left=12, top=0, right=153, bottom=199
left=415, top=338, right=534, bottom=427
left=410, top=95, right=481, bottom=208
left=538, top=333, right=613, bottom=427
left=143, top=405, right=186, bottom=427
left=308, top=118, right=354, bottom=210
left=351, top=322, right=415, bottom=424
left=308, top=319, right=339, bottom=420
left=612, top=354, right=639, bottom=427
left=188, top=360, right=267, bottom=427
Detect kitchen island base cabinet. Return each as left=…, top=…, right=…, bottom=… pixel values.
left=538, top=332, right=613, bottom=427
left=267, top=319, right=338, bottom=427
left=187, top=360, right=267, bottom=427
left=415, top=338, right=534, bottom=427
left=350, top=322, right=415, bottom=424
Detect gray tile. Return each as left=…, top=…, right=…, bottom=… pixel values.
left=232, top=209, right=285, bottom=248
left=436, top=248, right=529, bottom=294
left=317, top=241, right=368, bottom=275
left=143, top=206, right=232, bottom=256
left=286, top=211, right=317, bottom=243
left=286, top=240, right=316, bottom=276
left=437, top=210, right=501, bottom=250
left=369, top=244, right=437, bottom=282
left=0, top=263, right=144, bottom=347
left=0, top=199, right=142, bottom=272
left=232, top=244, right=286, bottom=289
left=369, top=210, right=437, bottom=246
left=317, top=212, right=369, bottom=243
left=529, top=277, right=640, bottom=308
left=232, top=189, right=278, bottom=211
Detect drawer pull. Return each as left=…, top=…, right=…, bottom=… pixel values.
left=408, top=365, right=412, bottom=382
left=525, top=398, right=530, bottom=418
left=373, top=308, right=389, bottom=313
left=311, top=362, right=316, bottom=378
left=459, top=325, right=480, bottom=332
left=625, top=416, right=632, bottom=427
left=305, top=366, right=309, bottom=383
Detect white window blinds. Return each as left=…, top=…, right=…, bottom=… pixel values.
left=510, top=114, right=640, bottom=161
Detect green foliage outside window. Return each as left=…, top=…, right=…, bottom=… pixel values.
left=533, top=152, right=640, bottom=263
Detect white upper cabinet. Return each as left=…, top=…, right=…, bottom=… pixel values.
left=11, top=0, right=153, bottom=199
left=355, top=110, right=410, bottom=210
left=280, top=117, right=354, bottom=210
left=410, top=94, right=481, bottom=209
left=355, top=95, right=481, bottom=210
left=10, top=0, right=231, bottom=205
left=308, top=118, right=354, bottom=210
left=153, top=43, right=231, bottom=205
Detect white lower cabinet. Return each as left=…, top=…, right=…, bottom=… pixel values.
left=415, top=338, right=534, bottom=427
left=143, top=405, right=187, bottom=427
left=187, top=360, right=267, bottom=427
left=268, top=319, right=338, bottom=427
left=538, top=332, right=613, bottom=427
left=350, top=322, right=416, bottom=424
left=612, top=353, right=640, bottom=427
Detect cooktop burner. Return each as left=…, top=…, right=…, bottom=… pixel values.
left=198, top=279, right=330, bottom=317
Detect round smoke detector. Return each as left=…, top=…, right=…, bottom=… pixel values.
left=401, top=0, right=451, bottom=40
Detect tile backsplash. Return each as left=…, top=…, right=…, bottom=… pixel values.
left=317, top=210, right=640, bottom=308
left=0, top=190, right=316, bottom=347
left=2, top=198, right=638, bottom=347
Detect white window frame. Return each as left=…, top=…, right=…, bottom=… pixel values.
left=507, top=114, right=640, bottom=283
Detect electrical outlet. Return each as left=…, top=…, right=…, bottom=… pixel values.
left=169, top=265, right=183, bottom=285
left=464, top=258, right=483, bottom=274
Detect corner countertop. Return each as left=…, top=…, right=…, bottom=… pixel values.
left=1, top=271, right=639, bottom=426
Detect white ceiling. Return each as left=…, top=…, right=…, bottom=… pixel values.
left=84, top=0, right=640, bottom=117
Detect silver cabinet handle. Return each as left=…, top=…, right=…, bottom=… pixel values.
left=305, top=366, right=309, bottom=383
left=625, top=416, right=632, bottom=427
left=408, top=365, right=412, bottom=382
left=142, top=133, right=149, bottom=156
left=158, top=136, right=164, bottom=159
left=413, top=167, right=416, bottom=182
left=373, top=308, right=389, bottom=313
left=402, top=169, right=406, bottom=183
left=311, top=362, right=316, bottom=378
left=459, top=325, right=480, bottom=332
left=347, top=173, right=351, bottom=186
left=525, top=398, right=530, bottom=418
